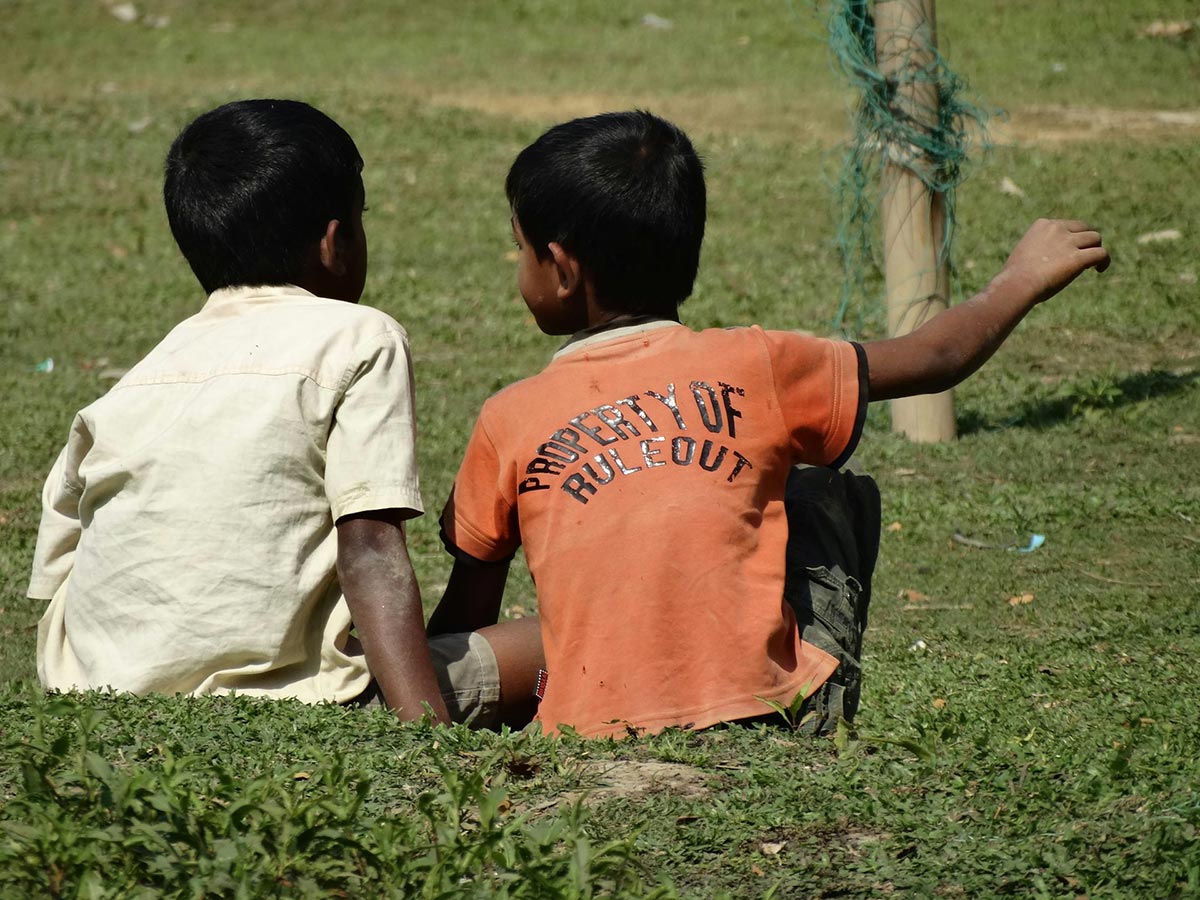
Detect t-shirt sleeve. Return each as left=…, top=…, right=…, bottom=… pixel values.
left=439, top=409, right=520, bottom=564
left=28, top=444, right=82, bottom=600
left=325, top=328, right=424, bottom=521
left=760, top=329, right=867, bottom=468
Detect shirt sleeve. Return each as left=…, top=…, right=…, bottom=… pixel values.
left=759, top=329, right=867, bottom=468
left=325, top=328, right=424, bottom=521
left=27, top=445, right=82, bottom=600
left=439, top=409, right=521, bottom=564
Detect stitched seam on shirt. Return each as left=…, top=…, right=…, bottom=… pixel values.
left=759, top=327, right=798, bottom=457
left=481, top=407, right=522, bottom=513
left=108, top=326, right=410, bottom=395
left=336, top=327, right=410, bottom=396
left=450, top=408, right=517, bottom=560
left=109, top=369, right=345, bottom=392
left=823, top=343, right=845, bottom=461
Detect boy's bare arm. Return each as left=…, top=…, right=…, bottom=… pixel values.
left=336, top=510, right=451, bottom=723
left=863, top=219, right=1109, bottom=402
left=427, top=557, right=510, bottom=636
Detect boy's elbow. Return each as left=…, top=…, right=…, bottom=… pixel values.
left=869, top=335, right=966, bottom=400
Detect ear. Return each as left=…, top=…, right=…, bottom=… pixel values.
left=547, top=241, right=583, bottom=299
left=317, top=219, right=347, bottom=277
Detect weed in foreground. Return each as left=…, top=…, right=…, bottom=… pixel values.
left=0, top=695, right=679, bottom=900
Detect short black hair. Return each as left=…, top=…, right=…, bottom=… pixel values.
left=506, top=111, right=706, bottom=317
left=164, top=99, right=363, bottom=294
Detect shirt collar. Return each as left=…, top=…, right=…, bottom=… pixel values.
left=553, top=315, right=683, bottom=360
left=202, top=283, right=320, bottom=309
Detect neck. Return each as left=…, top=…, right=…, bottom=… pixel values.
left=583, top=293, right=678, bottom=330
left=572, top=312, right=679, bottom=340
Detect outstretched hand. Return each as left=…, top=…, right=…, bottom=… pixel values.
left=863, top=217, right=1111, bottom=401
left=1000, top=218, right=1110, bottom=305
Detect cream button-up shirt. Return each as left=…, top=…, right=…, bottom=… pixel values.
left=29, top=284, right=423, bottom=703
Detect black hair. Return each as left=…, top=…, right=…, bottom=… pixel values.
left=506, top=110, right=706, bottom=317
left=163, top=99, right=363, bottom=294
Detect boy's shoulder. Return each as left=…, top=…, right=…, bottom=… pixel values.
left=106, top=287, right=412, bottom=397
left=202, top=286, right=411, bottom=353
left=265, top=287, right=409, bottom=340
left=322, top=297, right=410, bottom=347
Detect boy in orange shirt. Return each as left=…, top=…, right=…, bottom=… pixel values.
left=430, top=111, right=1108, bottom=738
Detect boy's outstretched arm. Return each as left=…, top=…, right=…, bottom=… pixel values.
left=427, top=557, right=510, bottom=636
left=863, top=219, right=1109, bottom=401
left=336, top=510, right=451, bottom=723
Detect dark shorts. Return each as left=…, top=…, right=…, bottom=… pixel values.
left=781, top=464, right=881, bottom=734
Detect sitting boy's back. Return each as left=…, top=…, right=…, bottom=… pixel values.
left=33, top=285, right=417, bottom=699
left=30, top=100, right=444, bottom=714
left=446, top=320, right=861, bottom=734
left=433, top=110, right=1108, bottom=738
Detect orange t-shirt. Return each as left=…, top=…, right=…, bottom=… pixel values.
left=442, top=321, right=866, bottom=738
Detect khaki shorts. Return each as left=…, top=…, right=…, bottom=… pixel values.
left=350, top=631, right=502, bottom=728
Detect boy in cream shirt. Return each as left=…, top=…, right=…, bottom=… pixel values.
left=30, top=99, right=541, bottom=725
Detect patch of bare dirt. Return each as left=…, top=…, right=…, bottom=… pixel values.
left=431, top=89, right=624, bottom=123
left=428, top=88, right=846, bottom=141
left=524, top=760, right=711, bottom=816
left=427, top=89, right=1200, bottom=146
left=577, top=759, right=711, bottom=803
left=995, top=105, right=1200, bottom=145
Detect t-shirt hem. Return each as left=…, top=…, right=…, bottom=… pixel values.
left=36, top=670, right=373, bottom=706
left=543, top=650, right=840, bottom=739
left=198, top=677, right=372, bottom=705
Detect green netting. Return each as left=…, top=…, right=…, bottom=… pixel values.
left=815, top=0, right=993, bottom=333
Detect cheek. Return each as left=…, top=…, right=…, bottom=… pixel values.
left=517, top=259, right=542, bottom=303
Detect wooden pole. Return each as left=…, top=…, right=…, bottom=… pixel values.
left=875, top=0, right=956, bottom=442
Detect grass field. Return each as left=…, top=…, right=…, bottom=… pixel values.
left=2, top=1, right=1199, bottom=897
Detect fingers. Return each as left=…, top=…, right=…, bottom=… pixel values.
left=1056, top=221, right=1109, bottom=272
left=1023, top=217, right=1111, bottom=278
left=1080, top=245, right=1111, bottom=273
left=1070, top=227, right=1109, bottom=273
left=1057, top=219, right=1093, bottom=233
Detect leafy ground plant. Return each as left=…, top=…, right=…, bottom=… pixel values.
left=0, top=694, right=677, bottom=899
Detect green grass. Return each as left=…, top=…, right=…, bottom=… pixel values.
left=2, top=1, right=1199, bottom=897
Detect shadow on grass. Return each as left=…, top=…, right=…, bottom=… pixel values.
left=958, top=368, right=1199, bottom=435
